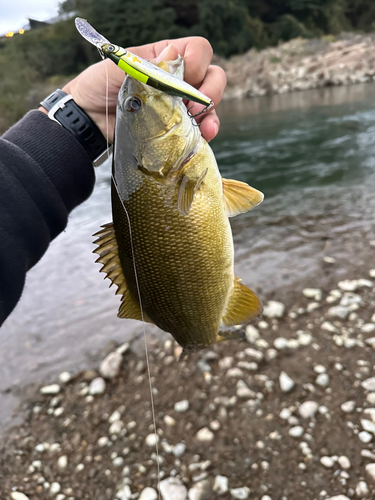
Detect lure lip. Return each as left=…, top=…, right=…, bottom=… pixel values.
left=75, top=17, right=110, bottom=49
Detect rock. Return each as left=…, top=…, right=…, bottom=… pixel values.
left=245, top=325, right=259, bottom=343
left=279, top=372, right=295, bottom=393
left=289, top=426, right=304, bottom=438
left=145, top=433, right=159, bottom=446
left=97, top=436, right=110, bottom=447
left=173, top=443, right=186, bottom=457
left=109, top=420, right=124, bottom=435
left=323, top=256, right=336, bottom=263
left=321, top=321, right=338, bottom=333
left=11, top=493, right=30, bottom=500
left=89, top=377, right=106, bottom=395
left=340, top=292, right=362, bottom=307
left=139, top=487, right=158, bottom=500
left=364, top=408, right=375, bottom=422
left=370, top=269, right=375, bottom=278
left=58, top=455, right=68, bottom=469
left=263, top=300, right=285, bottom=318
left=338, top=456, right=351, bottom=469
left=365, top=463, right=375, bottom=482
left=261, top=497, right=272, bottom=500
left=40, top=384, right=60, bottom=395
left=159, top=477, right=187, bottom=500
left=274, top=337, right=289, bottom=350
left=116, top=342, right=130, bottom=355
left=316, top=373, right=330, bottom=387
left=365, top=337, right=375, bottom=347
left=355, top=480, right=369, bottom=496
left=230, top=487, right=251, bottom=499
left=362, top=377, right=375, bottom=391
left=58, top=371, right=71, bottom=384
left=299, top=401, right=319, bottom=419
left=326, top=496, right=350, bottom=500
left=320, top=456, right=335, bottom=468
left=338, top=280, right=359, bottom=291
left=236, top=380, right=256, bottom=398
left=361, top=419, right=375, bottom=434
left=50, top=482, right=61, bottom=494
left=99, top=351, right=122, bottom=379
left=357, top=279, right=373, bottom=288
left=113, top=457, right=124, bottom=467
left=196, top=427, right=214, bottom=443
left=164, top=415, right=176, bottom=426
left=174, top=400, right=189, bottom=412
left=117, top=484, right=132, bottom=500
left=328, top=306, right=350, bottom=320
left=341, top=401, right=356, bottom=413
left=359, top=431, right=373, bottom=443
left=109, top=410, right=121, bottom=423
left=213, top=475, right=229, bottom=495
left=362, top=324, right=375, bottom=333
left=188, top=479, right=211, bottom=500
left=303, top=288, right=322, bottom=300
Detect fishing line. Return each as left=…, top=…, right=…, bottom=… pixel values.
left=104, top=65, right=161, bottom=497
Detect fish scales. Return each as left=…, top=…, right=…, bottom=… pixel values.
left=94, top=56, right=264, bottom=353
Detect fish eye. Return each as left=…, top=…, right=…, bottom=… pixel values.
left=107, top=45, right=115, bottom=52
left=125, top=96, right=142, bottom=113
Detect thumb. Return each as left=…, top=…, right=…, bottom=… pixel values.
left=152, top=43, right=179, bottom=64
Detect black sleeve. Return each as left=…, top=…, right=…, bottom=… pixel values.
left=0, top=110, right=96, bottom=326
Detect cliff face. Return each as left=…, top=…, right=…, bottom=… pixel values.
left=215, top=33, right=375, bottom=101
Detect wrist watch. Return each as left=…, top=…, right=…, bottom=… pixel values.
left=40, top=89, right=109, bottom=164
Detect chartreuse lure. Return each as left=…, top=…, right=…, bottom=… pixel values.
left=75, top=18, right=214, bottom=113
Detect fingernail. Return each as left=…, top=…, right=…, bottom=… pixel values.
left=155, top=44, right=177, bottom=63
left=213, top=123, right=219, bottom=138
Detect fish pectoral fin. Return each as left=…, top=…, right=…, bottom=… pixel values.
left=221, top=276, right=263, bottom=327
left=217, top=329, right=246, bottom=342
left=222, top=178, right=264, bottom=217
left=177, top=168, right=208, bottom=215
left=93, top=222, right=153, bottom=324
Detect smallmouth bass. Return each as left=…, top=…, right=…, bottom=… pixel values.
left=94, top=57, right=264, bottom=353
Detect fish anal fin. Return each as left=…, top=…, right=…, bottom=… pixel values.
left=222, top=178, right=264, bottom=217
left=177, top=168, right=208, bottom=215
left=93, top=222, right=153, bottom=324
left=221, top=276, right=262, bottom=327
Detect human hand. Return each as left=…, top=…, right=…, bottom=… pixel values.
left=58, top=37, right=226, bottom=144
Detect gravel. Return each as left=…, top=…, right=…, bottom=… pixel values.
left=279, top=371, right=295, bottom=392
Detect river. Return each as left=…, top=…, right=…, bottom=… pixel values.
left=1, top=83, right=375, bottom=433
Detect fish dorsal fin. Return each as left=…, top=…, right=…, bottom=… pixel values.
left=221, top=276, right=262, bottom=327
left=93, top=223, right=153, bottom=323
left=177, top=168, right=208, bottom=215
left=222, top=178, right=264, bottom=217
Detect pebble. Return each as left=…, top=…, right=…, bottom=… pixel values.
left=245, top=325, right=259, bottom=343
left=11, top=493, right=30, bottom=500
left=113, top=457, right=124, bottom=467
left=362, top=323, right=375, bottom=333
left=50, top=482, right=61, bottom=494
left=213, top=475, right=229, bottom=495
left=58, top=455, right=68, bottom=469
left=188, top=479, right=211, bottom=500
left=40, top=384, right=60, bottom=395
left=323, top=256, right=336, bottom=263
left=321, top=322, right=338, bottom=333
left=355, top=480, right=369, bottom=496
left=361, top=419, right=375, bottom=434
left=230, top=487, right=251, bottom=499
left=370, top=269, right=375, bottom=278
left=164, top=415, right=176, bottom=426
left=361, top=377, right=375, bottom=391
left=358, top=431, right=373, bottom=443
left=139, top=487, right=158, bottom=500
left=98, top=436, right=110, bottom=447
left=117, top=484, right=132, bottom=500
left=299, top=401, right=319, bottom=419
left=326, top=496, right=350, bottom=500
left=338, top=456, right=351, bottom=469
left=364, top=408, right=375, bottom=422
left=109, top=410, right=121, bottom=423
left=365, top=463, right=375, bottom=482
left=320, top=456, right=335, bottom=468
left=341, top=400, right=356, bottom=413
left=274, top=337, right=289, bottom=350
left=99, top=351, right=122, bottom=379
left=340, top=292, right=362, bottom=307
left=159, top=477, right=188, bottom=500
left=174, top=400, right=189, bottom=412
left=316, top=373, right=330, bottom=387
left=109, top=420, right=124, bottom=435
left=303, top=288, right=322, bottom=300
left=279, top=371, right=295, bottom=392
left=145, top=433, right=159, bottom=446
left=328, top=306, right=350, bottom=320
left=196, top=427, right=214, bottom=443
left=89, top=377, right=106, bottom=395
left=338, top=280, right=359, bottom=291
left=58, top=371, right=71, bottom=384
left=236, top=380, right=256, bottom=398
left=289, top=426, right=304, bottom=437
left=173, top=443, right=186, bottom=457
left=263, top=300, right=285, bottom=318
left=261, top=497, right=272, bottom=500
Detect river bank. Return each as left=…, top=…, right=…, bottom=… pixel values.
left=218, top=33, right=375, bottom=101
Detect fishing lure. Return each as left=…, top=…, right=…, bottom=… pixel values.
left=75, top=18, right=214, bottom=117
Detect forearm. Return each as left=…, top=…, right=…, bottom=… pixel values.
left=0, top=110, right=95, bottom=325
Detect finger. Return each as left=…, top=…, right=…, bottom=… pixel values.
left=199, top=110, right=220, bottom=143
left=186, top=65, right=226, bottom=115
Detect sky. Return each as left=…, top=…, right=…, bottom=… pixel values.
left=0, top=0, right=61, bottom=35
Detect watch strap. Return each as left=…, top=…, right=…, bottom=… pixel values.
left=40, top=89, right=108, bottom=162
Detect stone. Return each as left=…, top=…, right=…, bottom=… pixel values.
left=236, top=380, right=256, bottom=398
left=359, top=431, right=372, bottom=443
left=213, top=475, right=228, bottom=495
left=230, top=487, right=251, bottom=499
left=274, top=337, right=289, bottom=350
left=362, top=377, right=375, bottom=391
left=355, top=481, right=369, bottom=496
left=362, top=324, right=375, bottom=333
left=365, top=463, right=375, bottom=482
left=173, top=443, right=186, bottom=457
left=289, top=426, right=304, bottom=438
left=357, top=279, right=373, bottom=288
left=89, top=377, right=106, bottom=395
left=338, top=280, right=359, bottom=291
left=365, top=337, right=375, bottom=347
left=159, top=477, right=187, bottom=500
left=263, top=300, right=285, bottom=318
left=145, top=433, right=159, bottom=446
left=117, top=484, right=132, bottom=500
left=196, top=427, right=214, bottom=443
left=113, top=457, right=124, bottom=467
left=320, top=456, right=335, bottom=468
left=364, top=408, right=375, bottom=422
left=303, top=288, right=322, bottom=301
left=97, top=436, right=109, bottom=447
left=361, top=419, right=375, bottom=434
left=279, top=372, right=295, bottom=393
left=369, top=269, right=375, bottom=278
left=328, top=306, right=350, bottom=320
left=164, top=415, right=176, bottom=426
left=338, top=456, right=351, bottom=469
left=58, top=371, right=71, bottom=384
left=139, top=487, right=158, bottom=500
left=299, top=401, right=319, bottom=419
left=40, top=384, right=60, bottom=395
left=340, top=292, right=362, bottom=307
left=109, top=410, right=121, bottom=423
left=326, top=496, right=350, bottom=500
left=188, top=479, right=211, bottom=500
left=341, top=400, right=356, bottom=413
left=58, top=455, right=68, bottom=469
left=99, top=351, right=122, bottom=379
left=50, top=483, right=61, bottom=494
left=245, top=325, right=259, bottom=343
left=174, top=400, right=189, bottom=412
left=321, top=322, right=338, bottom=333
left=11, top=493, right=30, bottom=500
left=109, top=420, right=124, bottom=435
left=316, top=373, right=330, bottom=387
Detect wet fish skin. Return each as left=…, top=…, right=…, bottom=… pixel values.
left=94, top=58, right=263, bottom=353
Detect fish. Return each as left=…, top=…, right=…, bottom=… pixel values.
left=93, top=56, right=264, bottom=354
